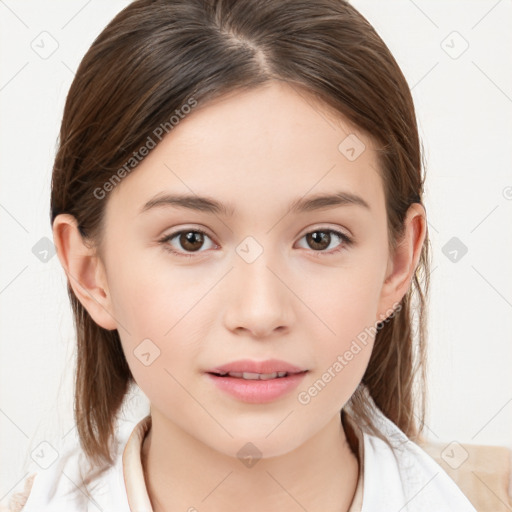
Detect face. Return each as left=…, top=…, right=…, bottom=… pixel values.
left=73, top=81, right=405, bottom=457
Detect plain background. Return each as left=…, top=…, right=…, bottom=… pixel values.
left=1, top=0, right=511, bottom=504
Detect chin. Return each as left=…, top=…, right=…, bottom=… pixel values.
left=206, top=427, right=308, bottom=461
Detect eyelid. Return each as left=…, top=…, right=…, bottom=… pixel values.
left=297, top=223, right=352, bottom=240
left=159, top=224, right=217, bottom=243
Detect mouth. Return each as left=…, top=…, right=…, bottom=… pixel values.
left=206, top=358, right=308, bottom=377
left=207, top=370, right=307, bottom=380
left=205, top=363, right=309, bottom=403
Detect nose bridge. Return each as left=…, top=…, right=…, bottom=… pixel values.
left=224, top=236, right=292, bottom=336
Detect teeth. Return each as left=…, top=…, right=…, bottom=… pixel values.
left=254, top=372, right=277, bottom=380
left=240, top=372, right=278, bottom=380
left=218, top=371, right=290, bottom=379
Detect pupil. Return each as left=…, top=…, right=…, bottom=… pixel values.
left=308, top=231, right=329, bottom=250
left=182, top=231, right=203, bottom=251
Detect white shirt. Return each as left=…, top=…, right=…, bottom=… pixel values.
left=5, top=402, right=477, bottom=512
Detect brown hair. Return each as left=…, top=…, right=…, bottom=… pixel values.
left=51, top=0, right=430, bottom=475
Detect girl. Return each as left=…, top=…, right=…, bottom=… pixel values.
left=7, top=0, right=477, bottom=510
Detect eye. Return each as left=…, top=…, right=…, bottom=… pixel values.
left=158, top=227, right=353, bottom=259
left=158, top=229, right=217, bottom=258
left=296, top=228, right=353, bottom=256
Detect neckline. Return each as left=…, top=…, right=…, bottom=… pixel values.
left=124, top=411, right=364, bottom=512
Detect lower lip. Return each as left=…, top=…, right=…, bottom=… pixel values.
left=206, top=372, right=308, bottom=403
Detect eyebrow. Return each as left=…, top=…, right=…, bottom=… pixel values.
left=140, top=190, right=370, bottom=216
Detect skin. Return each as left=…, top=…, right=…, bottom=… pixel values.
left=53, top=80, right=426, bottom=511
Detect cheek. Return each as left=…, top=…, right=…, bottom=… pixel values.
left=296, top=279, right=378, bottom=415
left=295, top=250, right=386, bottom=404
left=107, top=241, right=210, bottom=334
left=303, top=253, right=386, bottom=341
left=106, top=250, right=215, bottom=387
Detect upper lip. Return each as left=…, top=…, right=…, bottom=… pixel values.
left=207, top=359, right=307, bottom=375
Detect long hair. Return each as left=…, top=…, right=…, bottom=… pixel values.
left=50, top=0, right=430, bottom=474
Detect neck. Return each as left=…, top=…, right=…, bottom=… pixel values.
left=141, top=409, right=360, bottom=512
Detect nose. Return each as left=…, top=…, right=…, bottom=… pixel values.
left=222, top=252, right=294, bottom=339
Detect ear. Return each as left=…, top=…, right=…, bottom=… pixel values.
left=52, top=214, right=117, bottom=330
left=377, top=203, right=427, bottom=321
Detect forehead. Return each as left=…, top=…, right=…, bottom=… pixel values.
left=107, top=81, right=384, bottom=221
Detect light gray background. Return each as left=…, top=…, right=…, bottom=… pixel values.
left=1, top=0, right=511, bottom=504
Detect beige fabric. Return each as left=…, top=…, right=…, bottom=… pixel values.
left=122, top=414, right=154, bottom=512
left=343, top=410, right=365, bottom=512
left=418, top=439, right=512, bottom=512
left=1, top=474, right=36, bottom=512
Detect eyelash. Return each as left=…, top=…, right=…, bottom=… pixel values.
left=158, top=227, right=353, bottom=259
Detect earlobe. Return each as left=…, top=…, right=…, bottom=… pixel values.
left=52, top=214, right=118, bottom=331
left=377, top=203, right=427, bottom=319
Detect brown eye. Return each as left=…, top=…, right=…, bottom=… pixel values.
left=159, top=229, right=216, bottom=258
left=297, top=228, right=352, bottom=255
left=179, top=231, right=205, bottom=252
left=306, top=231, right=331, bottom=250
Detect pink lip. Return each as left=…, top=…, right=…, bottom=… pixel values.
left=205, top=359, right=308, bottom=403
left=206, top=372, right=307, bottom=403
left=207, top=358, right=306, bottom=375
